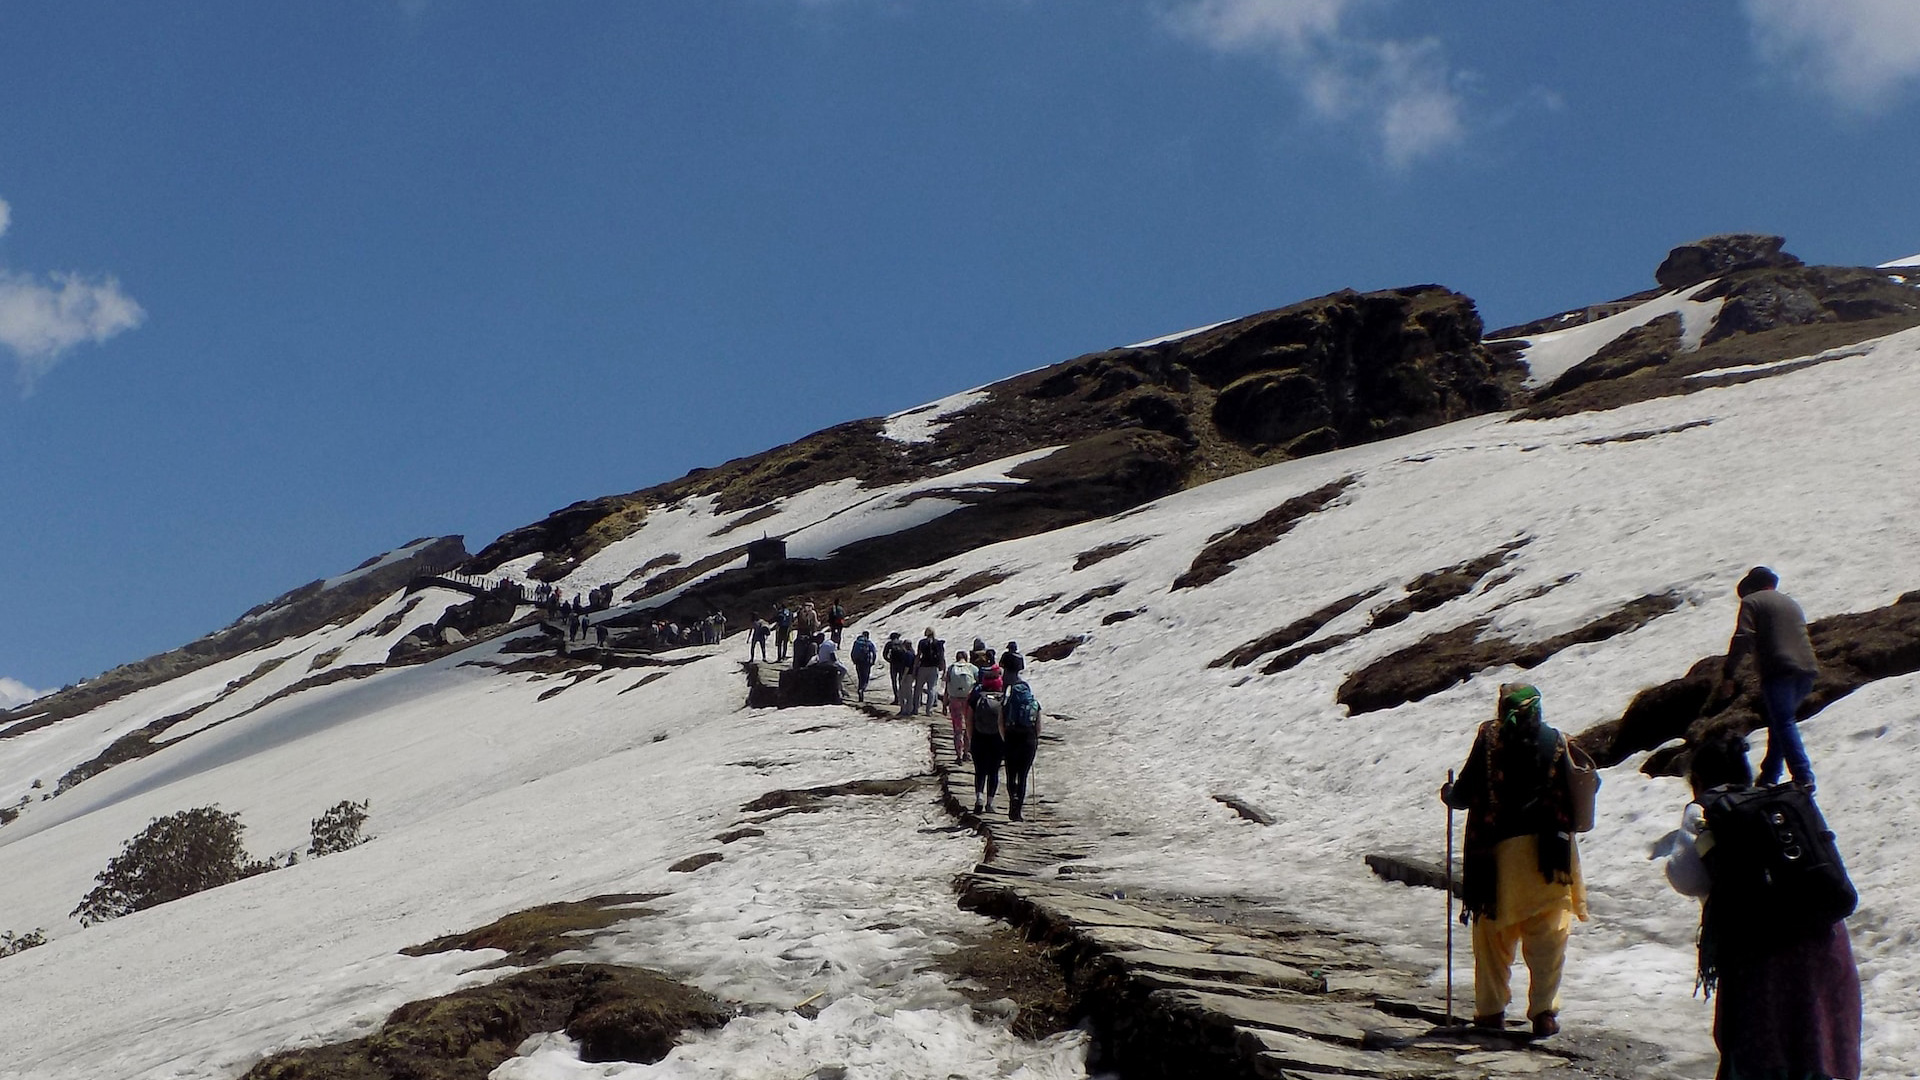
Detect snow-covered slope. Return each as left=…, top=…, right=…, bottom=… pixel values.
left=5, top=304, right=1920, bottom=1079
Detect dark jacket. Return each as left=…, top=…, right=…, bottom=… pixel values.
left=1723, top=588, right=1818, bottom=681
left=1445, top=717, right=1577, bottom=920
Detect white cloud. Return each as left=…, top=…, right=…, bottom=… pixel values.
left=0, top=677, right=49, bottom=710
left=1165, top=0, right=1467, bottom=167
left=0, top=195, right=146, bottom=392
left=1744, top=0, right=1920, bottom=109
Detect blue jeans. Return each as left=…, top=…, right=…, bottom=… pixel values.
left=1758, top=671, right=1816, bottom=787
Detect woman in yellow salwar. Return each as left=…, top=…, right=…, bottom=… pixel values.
left=1442, top=683, right=1588, bottom=1038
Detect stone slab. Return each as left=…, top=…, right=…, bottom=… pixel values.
left=1171, top=989, right=1425, bottom=1047
left=1074, top=923, right=1213, bottom=954
left=1117, top=950, right=1323, bottom=992
left=1240, top=1028, right=1474, bottom=1080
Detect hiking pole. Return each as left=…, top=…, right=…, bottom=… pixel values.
left=1445, top=767, right=1455, bottom=1028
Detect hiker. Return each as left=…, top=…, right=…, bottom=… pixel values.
left=1665, top=728, right=1861, bottom=1079
left=749, top=615, right=772, bottom=661
left=968, top=667, right=1008, bottom=814
left=884, top=632, right=914, bottom=705
left=850, top=631, right=877, bottom=701
left=999, top=641, right=1026, bottom=684
left=713, top=611, right=727, bottom=642
left=1716, top=566, right=1820, bottom=789
left=906, top=628, right=945, bottom=716
left=796, top=601, right=821, bottom=643
left=945, top=650, right=980, bottom=761
left=828, top=599, right=847, bottom=645
left=1001, top=677, right=1041, bottom=821
left=595, top=622, right=608, bottom=647
left=814, top=634, right=839, bottom=668
left=970, top=637, right=994, bottom=669
left=1440, top=683, right=1588, bottom=1038
left=794, top=627, right=819, bottom=669
left=774, top=603, right=795, bottom=662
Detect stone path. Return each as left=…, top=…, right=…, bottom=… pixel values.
left=913, top=709, right=1672, bottom=1080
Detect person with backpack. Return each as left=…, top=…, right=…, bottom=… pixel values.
left=967, top=667, right=1007, bottom=814
left=1440, top=683, right=1588, bottom=1038
left=774, top=603, right=795, bottom=662
left=828, top=599, right=847, bottom=645
left=1716, top=566, right=1821, bottom=790
left=849, top=631, right=877, bottom=701
left=944, top=651, right=980, bottom=761
left=1001, top=677, right=1041, bottom=821
left=999, top=641, right=1025, bottom=684
left=749, top=615, right=772, bottom=661
left=1665, top=729, right=1860, bottom=1080
left=883, top=632, right=913, bottom=705
left=970, top=638, right=995, bottom=669
left=906, top=628, right=945, bottom=716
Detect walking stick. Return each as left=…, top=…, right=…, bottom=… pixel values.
left=1445, top=768, right=1456, bottom=1028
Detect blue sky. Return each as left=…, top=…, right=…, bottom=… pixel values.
left=5, top=0, right=1920, bottom=699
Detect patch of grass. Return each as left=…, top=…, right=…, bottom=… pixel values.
left=1057, top=585, right=1122, bottom=614
left=930, top=925, right=1079, bottom=1040
left=1073, top=539, right=1148, bottom=571
left=1007, top=594, right=1063, bottom=618
left=1029, top=636, right=1087, bottom=662
left=402, top=894, right=665, bottom=968
left=1212, top=591, right=1374, bottom=669
left=738, top=777, right=922, bottom=813
left=308, top=647, right=346, bottom=672
left=1170, top=476, right=1355, bottom=591
left=667, top=852, right=723, bottom=873
left=240, top=963, right=728, bottom=1079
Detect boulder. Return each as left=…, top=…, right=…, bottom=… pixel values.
left=1655, top=234, right=1802, bottom=291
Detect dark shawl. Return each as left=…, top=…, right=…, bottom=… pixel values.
left=1446, top=716, right=1577, bottom=921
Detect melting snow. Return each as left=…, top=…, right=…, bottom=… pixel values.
left=881, top=389, right=990, bottom=444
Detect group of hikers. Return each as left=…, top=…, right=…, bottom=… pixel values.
left=742, top=604, right=1043, bottom=822
left=1444, top=567, right=1858, bottom=1078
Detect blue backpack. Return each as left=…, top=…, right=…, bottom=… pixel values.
left=1004, top=682, right=1039, bottom=732
left=851, top=638, right=876, bottom=666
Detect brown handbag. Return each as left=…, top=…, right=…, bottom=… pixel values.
left=1565, top=736, right=1601, bottom=833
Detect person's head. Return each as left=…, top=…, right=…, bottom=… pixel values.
left=1006, top=641, right=1018, bottom=652
left=1688, top=727, right=1754, bottom=799
left=974, top=637, right=987, bottom=651
left=1736, top=566, right=1779, bottom=598
left=1496, top=683, right=1543, bottom=727
left=888, top=631, right=900, bottom=640
left=924, top=627, right=935, bottom=639
left=858, top=630, right=869, bottom=639
left=980, top=667, right=1004, bottom=691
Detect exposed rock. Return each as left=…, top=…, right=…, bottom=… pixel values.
left=1364, top=853, right=1462, bottom=898
left=1655, top=233, right=1801, bottom=291
left=667, top=852, right=723, bottom=873
left=1212, top=794, right=1276, bottom=825
left=1172, top=477, right=1356, bottom=591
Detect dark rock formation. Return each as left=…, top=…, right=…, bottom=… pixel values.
left=1655, top=234, right=1802, bottom=291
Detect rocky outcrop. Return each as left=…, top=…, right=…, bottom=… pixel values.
left=1655, top=233, right=1802, bottom=291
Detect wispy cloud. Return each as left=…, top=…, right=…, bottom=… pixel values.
left=1165, top=0, right=1467, bottom=167
left=0, top=195, right=146, bottom=392
left=1744, top=0, right=1920, bottom=110
left=0, top=676, right=49, bottom=710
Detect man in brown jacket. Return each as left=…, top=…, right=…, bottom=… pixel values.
left=1717, top=566, right=1820, bottom=789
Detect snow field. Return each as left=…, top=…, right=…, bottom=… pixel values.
left=0, top=637, right=1064, bottom=1079
left=1509, top=280, right=1725, bottom=387
left=837, top=326, right=1920, bottom=1076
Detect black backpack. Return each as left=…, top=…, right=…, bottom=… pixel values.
left=1699, top=782, right=1857, bottom=939
left=917, top=638, right=944, bottom=668
left=972, top=692, right=1004, bottom=735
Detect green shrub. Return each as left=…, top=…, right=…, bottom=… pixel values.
left=308, top=799, right=372, bottom=858
left=0, top=929, right=46, bottom=957
left=72, top=806, right=276, bottom=926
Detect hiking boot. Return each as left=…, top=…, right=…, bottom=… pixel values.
left=1471, top=1014, right=1505, bottom=1031
left=1530, top=1012, right=1559, bottom=1038
left=972, top=799, right=983, bottom=814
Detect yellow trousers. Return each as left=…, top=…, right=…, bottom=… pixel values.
left=1471, top=834, right=1586, bottom=1020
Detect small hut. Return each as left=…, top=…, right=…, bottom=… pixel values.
left=746, top=535, right=788, bottom=567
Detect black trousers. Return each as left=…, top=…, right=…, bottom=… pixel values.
left=972, top=731, right=1004, bottom=800
left=1003, top=730, right=1037, bottom=813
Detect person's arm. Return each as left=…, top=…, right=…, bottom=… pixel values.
left=1720, top=598, right=1757, bottom=684
left=1666, top=805, right=1712, bottom=898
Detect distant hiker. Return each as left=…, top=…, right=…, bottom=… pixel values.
left=795, top=629, right=819, bottom=669
left=828, top=599, right=847, bottom=645
left=595, top=623, right=608, bottom=647
left=1717, top=566, right=1820, bottom=789
left=1441, top=683, right=1588, bottom=1038
left=712, top=611, right=727, bottom=642
left=814, top=635, right=840, bottom=668
left=999, top=642, right=1026, bottom=684
left=568, top=613, right=582, bottom=640
left=884, top=632, right=914, bottom=705
left=850, top=631, right=877, bottom=701
left=968, top=667, right=1008, bottom=814
left=774, top=604, right=795, bottom=661
left=1001, top=678, right=1041, bottom=821
left=1665, top=728, right=1861, bottom=1080
left=970, top=638, right=994, bottom=669
left=749, top=615, right=772, bottom=661
left=797, top=602, right=821, bottom=642
left=945, top=652, right=980, bottom=761
left=906, top=628, right=945, bottom=716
